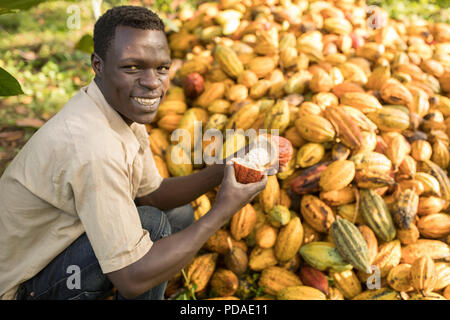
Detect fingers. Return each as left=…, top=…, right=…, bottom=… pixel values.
left=223, top=161, right=237, bottom=183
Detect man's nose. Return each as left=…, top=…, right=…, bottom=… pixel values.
left=139, top=69, right=161, bottom=89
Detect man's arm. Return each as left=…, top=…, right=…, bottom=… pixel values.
left=107, top=164, right=267, bottom=299
left=135, top=163, right=225, bottom=210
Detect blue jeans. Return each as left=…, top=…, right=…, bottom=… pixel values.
left=15, top=205, right=194, bottom=300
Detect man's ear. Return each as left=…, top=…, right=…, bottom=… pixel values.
left=91, top=52, right=104, bottom=77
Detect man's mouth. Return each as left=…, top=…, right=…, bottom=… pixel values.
left=132, top=97, right=160, bottom=107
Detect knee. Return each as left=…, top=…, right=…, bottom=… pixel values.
left=164, top=204, right=195, bottom=234
left=137, top=206, right=172, bottom=241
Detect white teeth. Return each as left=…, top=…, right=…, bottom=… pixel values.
left=133, top=97, right=159, bottom=106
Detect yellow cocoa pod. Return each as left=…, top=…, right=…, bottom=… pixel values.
left=309, top=68, right=333, bottom=93
left=185, top=253, right=218, bottom=292
left=237, top=70, right=259, bottom=89
left=221, top=130, right=247, bottom=160
left=387, top=264, right=414, bottom=292
left=195, top=82, right=226, bottom=109
left=207, top=99, right=231, bottom=114
left=409, top=292, right=447, bottom=300
left=300, top=195, right=335, bottom=233
left=370, top=240, right=402, bottom=278
left=418, top=196, right=448, bottom=216
left=323, top=17, right=352, bottom=35
left=247, top=56, right=277, bottom=78
left=417, top=213, right=450, bottom=239
left=258, top=266, right=303, bottom=296
left=275, top=216, right=304, bottom=262
left=248, top=247, right=278, bottom=272
left=153, top=154, right=170, bottom=178
left=230, top=203, right=257, bottom=241
left=352, top=288, right=401, bottom=300
left=336, top=204, right=363, bottom=225
left=410, top=139, right=433, bottom=162
left=210, top=269, right=239, bottom=297
left=340, top=92, right=382, bottom=114
left=410, top=255, right=437, bottom=295
left=328, top=287, right=345, bottom=300
left=380, top=78, right=413, bottom=105
left=148, top=128, right=169, bottom=158
left=330, top=270, right=362, bottom=299
left=296, top=143, right=325, bottom=168
left=157, top=114, right=182, bottom=132
left=205, top=113, right=228, bottom=132
left=434, top=262, right=450, bottom=291
left=226, top=84, right=248, bottom=102
left=431, top=140, right=450, bottom=169
left=249, top=79, right=271, bottom=99
left=401, top=239, right=450, bottom=265
left=383, top=132, right=411, bottom=169
left=263, top=100, right=291, bottom=134
left=358, top=225, right=378, bottom=265
left=225, top=102, right=260, bottom=130
left=284, top=126, right=306, bottom=148
left=156, top=100, right=187, bottom=120
left=259, top=175, right=280, bottom=214
left=191, top=194, right=211, bottom=221
left=277, top=286, right=327, bottom=300
left=214, top=45, right=244, bottom=79
left=319, top=160, right=355, bottom=192
left=295, top=114, right=336, bottom=143
left=367, top=106, right=410, bottom=132
left=319, top=186, right=356, bottom=207
left=341, top=106, right=378, bottom=131
left=255, top=223, right=278, bottom=249
left=397, top=223, right=420, bottom=245
left=414, top=172, right=441, bottom=197
left=166, top=145, right=193, bottom=177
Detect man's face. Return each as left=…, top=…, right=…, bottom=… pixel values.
left=93, top=26, right=171, bottom=125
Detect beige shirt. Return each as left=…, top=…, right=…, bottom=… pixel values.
left=0, top=81, right=163, bottom=299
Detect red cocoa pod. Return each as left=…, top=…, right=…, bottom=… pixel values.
left=183, top=72, right=204, bottom=99
left=233, top=159, right=265, bottom=184
left=299, top=265, right=329, bottom=296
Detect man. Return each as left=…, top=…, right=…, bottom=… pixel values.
left=0, top=6, right=267, bottom=300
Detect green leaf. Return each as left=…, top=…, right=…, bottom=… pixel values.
left=0, top=67, right=24, bottom=96
left=0, top=8, right=18, bottom=15
left=0, top=0, right=77, bottom=10
left=75, top=34, right=94, bottom=54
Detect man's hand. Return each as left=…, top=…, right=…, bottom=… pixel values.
left=213, top=162, right=267, bottom=221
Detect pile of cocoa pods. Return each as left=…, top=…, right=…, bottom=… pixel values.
left=146, top=0, right=450, bottom=300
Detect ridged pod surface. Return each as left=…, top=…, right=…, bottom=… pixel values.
left=359, top=189, right=397, bottom=242
left=258, top=266, right=303, bottom=295
left=410, top=255, right=437, bottom=295
left=331, top=217, right=371, bottom=273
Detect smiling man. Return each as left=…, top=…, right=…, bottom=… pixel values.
left=0, top=6, right=267, bottom=300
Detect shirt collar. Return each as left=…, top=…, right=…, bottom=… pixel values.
left=84, top=80, right=148, bottom=158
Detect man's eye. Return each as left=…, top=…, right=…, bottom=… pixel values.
left=158, top=66, right=170, bottom=73
left=124, top=65, right=138, bottom=70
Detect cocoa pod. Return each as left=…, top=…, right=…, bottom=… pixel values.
left=274, top=216, right=304, bottom=262
left=277, top=286, right=327, bottom=300
left=185, top=253, right=218, bottom=292
left=258, top=266, right=303, bottom=295
left=410, top=255, right=437, bottom=295
left=299, top=266, right=329, bottom=296
left=300, top=194, right=335, bottom=233
left=210, top=269, right=239, bottom=297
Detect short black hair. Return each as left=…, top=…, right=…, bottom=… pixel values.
left=93, top=6, right=165, bottom=60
